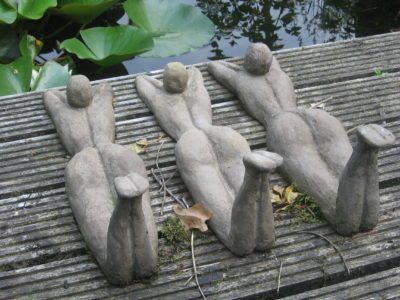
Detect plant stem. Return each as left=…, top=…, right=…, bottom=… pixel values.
left=191, top=231, right=206, bottom=300
left=44, top=21, right=74, bottom=40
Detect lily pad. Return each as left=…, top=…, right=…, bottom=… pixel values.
left=0, top=0, right=56, bottom=22
left=124, top=0, right=215, bottom=57
left=54, top=0, right=117, bottom=23
left=31, top=61, right=71, bottom=91
left=16, top=0, right=57, bottom=20
left=60, top=26, right=154, bottom=67
left=0, top=55, right=31, bottom=96
left=0, top=34, right=40, bottom=96
left=0, top=1, right=17, bottom=24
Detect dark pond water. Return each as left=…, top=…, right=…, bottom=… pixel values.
left=121, top=0, right=400, bottom=75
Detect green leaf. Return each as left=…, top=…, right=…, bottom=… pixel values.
left=0, top=26, right=20, bottom=63
left=0, top=55, right=31, bottom=95
left=0, top=34, right=37, bottom=96
left=19, top=34, right=41, bottom=60
left=54, top=0, right=117, bottom=23
left=31, top=61, right=71, bottom=91
left=0, top=1, right=17, bottom=24
left=60, top=25, right=154, bottom=67
left=124, top=0, right=215, bottom=57
left=0, top=0, right=56, bottom=23
left=17, top=0, right=56, bottom=20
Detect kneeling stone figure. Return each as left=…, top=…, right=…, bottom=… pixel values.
left=44, top=76, right=158, bottom=285
left=136, top=63, right=283, bottom=256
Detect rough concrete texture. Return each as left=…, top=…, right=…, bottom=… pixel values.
left=208, top=43, right=396, bottom=236
left=43, top=76, right=158, bottom=285
left=136, top=63, right=282, bottom=256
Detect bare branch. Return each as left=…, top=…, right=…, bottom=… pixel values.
left=298, top=230, right=351, bottom=275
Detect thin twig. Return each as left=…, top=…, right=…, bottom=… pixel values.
left=181, top=197, right=189, bottom=209
left=191, top=231, right=206, bottom=300
left=310, top=96, right=333, bottom=109
left=155, top=140, right=167, bottom=215
left=159, top=169, right=178, bottom=192
left=304, top=204, right=316, bottom=219
left=298, top=230, right=351, bottom=275
left=184, top=274, right=194, bottom=286
left=276, top=261, right=283, bottom=295
left=153, top=166, right=205, bottom=298
left=153, top=172, right=205, bottom=298
left=151, top=169, right=185, bottom=208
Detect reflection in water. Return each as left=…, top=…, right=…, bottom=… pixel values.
left=196, top=0, right=399, bottom=60
left=123, top=0, right=399, bottom=73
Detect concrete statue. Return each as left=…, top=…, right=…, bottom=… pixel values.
left=43, top=75, right=158, bottom=285
left=136, top=63, right=283, bottom=256
left=208, top=43, right=396, bottom=236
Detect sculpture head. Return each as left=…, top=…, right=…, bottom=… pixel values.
left=66, top=75, right=93, bottom=108
left=243, top=43, right=273, bottom=75
left=163, top=62, right=189, bottom=94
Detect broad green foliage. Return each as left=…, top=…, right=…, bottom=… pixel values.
left=0, top=1, right=16, bottom=24
left=0, top=0, right=57, bottom=23
left=0, top=0, right=215, bottom=96
left=31, top=61, right=71, bottom=91
left=124, top=0, right=215, bottom=57
left=60, top=26, right=154, bottom=67
left=0, top=34, right=35, bottom=96
left=0, top=55, right=31, bottom=95
left=54, top=0, right=117, bottom=23
left=0, top=34, right=70, bottom=96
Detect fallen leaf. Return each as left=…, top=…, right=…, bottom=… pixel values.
left=129, top=139, right=149, bottom=154
left=270, top=190, right=282, bottom=204
left=173, top=203, right=213, bottom=232
left=273, top=185, right=284, bottom=197
left=283, top=185, right=299, bottom=205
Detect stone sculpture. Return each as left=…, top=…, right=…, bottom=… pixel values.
left=136, top=62, right=283, bottom=256
left=208, top=43, right=396, bottom=236
left=43, top=75, right=158, bottom=285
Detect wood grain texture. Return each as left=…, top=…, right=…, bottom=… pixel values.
left=0, top=32, right=400, bottom=299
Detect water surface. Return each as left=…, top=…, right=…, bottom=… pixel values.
left=123, top=0, right=400, bottom=74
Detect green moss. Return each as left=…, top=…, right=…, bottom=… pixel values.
left=160, top=217, right=190, bottom=248
left=289, top=184, right=324, bottom=224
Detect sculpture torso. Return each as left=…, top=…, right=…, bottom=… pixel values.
left=136, top=64, right=282, bottom=255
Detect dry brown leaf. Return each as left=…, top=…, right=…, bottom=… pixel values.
left=283, top=185, right=299, bottom=205
left=271, top=184, right=300, bottom=206
left=173, top=204, right=213, bottom=232
left=129, top=139, right=149, bottom=154
left=273, top=185, right=284, bottom=197
left=270, top=191, right=282, bottom=204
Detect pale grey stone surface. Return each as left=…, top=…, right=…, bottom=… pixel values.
left=2, top=32, right=400, bottom=299
left=208, top=43, right=396, bottom=236
left=136, top=63, right=282, bottom=256
left=43, top=76, right=158, bottom=285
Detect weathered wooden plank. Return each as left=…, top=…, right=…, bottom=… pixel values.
left=0, top=186, right=399, bottom=299
left=1, top=32, right=400, bottom=299
left=0, top=76, right=399, bottom=198
left=282, top=266, right=400, bottom=300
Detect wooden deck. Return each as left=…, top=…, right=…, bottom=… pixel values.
left=0, top=32, right=400, bottom=299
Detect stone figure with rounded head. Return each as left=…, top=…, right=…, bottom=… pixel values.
left=208, top=43, right=396, bottom=236
left=137, top=62, right=283, bottom=256
left=44, top=76, right=158, bottom=285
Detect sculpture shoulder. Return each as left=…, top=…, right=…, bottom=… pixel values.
left=43, top=90, right=68, bottom=114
